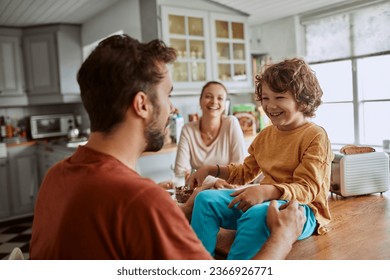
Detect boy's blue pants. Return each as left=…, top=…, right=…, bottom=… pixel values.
left=191, top=189, right=317, bottom=260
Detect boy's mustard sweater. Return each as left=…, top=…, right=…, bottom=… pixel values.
left=228, top=122, right=333, bottom=234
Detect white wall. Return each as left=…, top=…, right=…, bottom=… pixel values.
left=81, top=0, right=142, bottom=47
left=250, top=16, right=304, bottom=62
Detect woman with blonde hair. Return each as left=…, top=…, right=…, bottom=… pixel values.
left=174, top=81, right=246, bottom=185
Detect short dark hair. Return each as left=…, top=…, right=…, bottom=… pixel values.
left=200, top=81, right=228, bottom=99
left=77, top=34, right=176, bottom=133
left=255, top=58, right=323, bottom=118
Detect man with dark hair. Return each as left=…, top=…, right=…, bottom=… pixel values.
left=30, top=34, right=305, bottom=260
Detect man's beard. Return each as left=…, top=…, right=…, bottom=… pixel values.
left=144, top=107, right=165, bottom=152
left=144, top=124, right=165, bottom=152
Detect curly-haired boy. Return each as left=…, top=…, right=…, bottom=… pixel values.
left=189, top=58, right=334, bottom=260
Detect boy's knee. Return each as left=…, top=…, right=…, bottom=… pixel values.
left=194, top=190, right=216, bottom=206
left=241, top=203, right=269, bottom=221
left=194, top=190, right=233, bottom=209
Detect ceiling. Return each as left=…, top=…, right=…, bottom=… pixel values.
left=0, top=0, right=120, bottom=27
left=209, top=0, right=364, bottom=24
left=0, top=0, right=368, bottom=27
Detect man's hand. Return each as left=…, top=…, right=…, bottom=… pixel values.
left=267, top=200, right=306, bottom=245
left=251, top=200, right=306, bottom=260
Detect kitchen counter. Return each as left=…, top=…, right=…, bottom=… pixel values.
left=4, top=134, right=257, bottom=155
left=4, top=134, right=257, bottom=185
left=43, top=141, right=178, bottom=157
left=5, top=140, right=36, bottom=148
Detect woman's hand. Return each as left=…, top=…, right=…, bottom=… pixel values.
left=228, top=184, right=282, bottom=212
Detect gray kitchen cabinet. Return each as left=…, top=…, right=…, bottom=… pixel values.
left=7, top=144, right=39, bottom=218
left=23, top=24, right=82, bottom=105
left=0, top=27, right=27, bottom=107
left=0, top=158, right=10, bottom=220
left=37, top=144, right=73, bottom=184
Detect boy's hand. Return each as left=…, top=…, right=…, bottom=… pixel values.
left=228, top=184, right=282, bottom=212
left=214, top=179, right=235, bottom=189
left=187, top=166, right=209, bottom=189
left=228, top=185, right=264, bottom=211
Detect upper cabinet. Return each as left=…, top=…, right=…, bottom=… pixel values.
left=161, top=6, right=252, bottom=92
left=0, top=28, right=27, bottom=106
left=23, top=25, right=82, bottom=105
left=210, top=13, right=252, bottom=90
left=161, top=7, right=212, bottom=89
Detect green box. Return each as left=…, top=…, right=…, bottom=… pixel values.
left=232, top=103, right=255, bottom=113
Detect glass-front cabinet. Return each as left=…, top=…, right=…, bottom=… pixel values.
left=161, top=7, right=211, bottom=89
left=210, top=13, right=251, bottom=89
left=161, top=7, right=251, bottom=92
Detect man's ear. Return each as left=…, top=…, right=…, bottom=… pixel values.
left=132, top=91, right=150, bottom=119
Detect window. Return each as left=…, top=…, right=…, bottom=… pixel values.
left=357, top=55, right=390, bottom=145
left=311, top=54, right=390, bottom=147
left=310, top=61, right=354, bottom=144
left=304, top=2, right=390, bottom=147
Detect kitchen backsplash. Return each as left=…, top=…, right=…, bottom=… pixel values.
left=0, top=103, right=89, bottom=141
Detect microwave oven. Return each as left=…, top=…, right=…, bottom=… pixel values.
left=330, top=152, right=389, bottom=197
left=30, top=114, right=75, bottom=139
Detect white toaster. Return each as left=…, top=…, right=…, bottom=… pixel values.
left=330, top=152, right=389, bottom=197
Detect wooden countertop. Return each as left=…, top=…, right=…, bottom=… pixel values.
left=5, top=140, right=36, bottom=148
left=215, top=190, right=390, bottom=260
left=4, top=135, right=257, bottom=156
